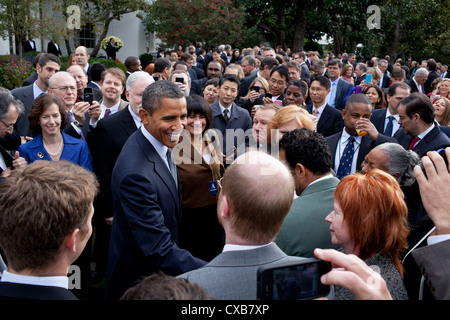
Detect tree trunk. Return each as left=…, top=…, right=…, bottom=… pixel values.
left=388, top=6, right=402, bottom=59
left=90, top=14, right=116, bottom=57
left=292, top=2, right=307, bottom=52
left=65, top=38, right=72, bottom=56
left=276, top=13, right=286, bottom=49
left=333, top=32, right=342, bottom=55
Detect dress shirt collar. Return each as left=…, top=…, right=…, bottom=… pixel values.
left=140, top=125, right=169, bottom=167
left=313, top=102, right=327, bottom=114
left=128, top=105, right=142, bottom=129
left=100, top=100, right=121, bottom=117
left=219, top=101, right=233, bottom=115
left=1, top=271, right=69, bottom=289
left=385, top=108, right=399, bottom=120
left=417, top=123, right=435, bottom=140
left=32, top=81, right=47, bottom=99
left=222, top=242, right=272, bottom=253
left=330, top=77, right=340, bottom=86
left=307, top=173, right=334, bottom=188
left=341, top=128, right=362, bottom=145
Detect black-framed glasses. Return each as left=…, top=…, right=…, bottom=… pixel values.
left=0, top=118, right=14, bottom=130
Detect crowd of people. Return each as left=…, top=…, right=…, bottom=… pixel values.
left=0, top=41, right=449, bottom=302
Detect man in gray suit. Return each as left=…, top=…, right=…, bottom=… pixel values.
left=276, top=128, right=339, bottom=258
left=178, top=150, right=309, bottom=300
left=409, top=148, right=450, bottom=300
left=11, top=53, right=61, bottom=137
left=326, top=59, right=353, bottom=111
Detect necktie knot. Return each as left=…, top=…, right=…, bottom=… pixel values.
left=409, top=136, right=420, bottom=150
left=104, top=108, right=111, bottom=117
left=223, top=109, right=230, bottom=123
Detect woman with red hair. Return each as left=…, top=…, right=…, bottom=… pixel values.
left=326, top=169, right=409, bottom=300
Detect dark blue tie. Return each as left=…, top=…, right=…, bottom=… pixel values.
left=384, top=116, right=395, bottom=137
left=336, top=136, right=355, bottom=180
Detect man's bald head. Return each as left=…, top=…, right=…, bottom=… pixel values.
left=220, top=151, right=294, bottom=244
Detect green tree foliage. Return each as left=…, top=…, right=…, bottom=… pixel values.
left=0, top=0, right=48, bottom=59
left=235, top=0, right=448, bottom=61
left=143, top=0, right=246, bottom=48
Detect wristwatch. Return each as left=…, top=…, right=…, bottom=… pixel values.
left=72, top=120, right=83, bottom=128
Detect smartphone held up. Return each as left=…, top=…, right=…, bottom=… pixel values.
left=257, top=258, right=331, bottom=300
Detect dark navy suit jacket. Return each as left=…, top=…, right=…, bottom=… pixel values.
left=305, top=103, right=344, bottom=137
left=87, top=107, right=138, bottom=219
left=105, top=128, right=206, bottom=300
left=0, top=282, right=78, bottom=300
left=394, top=124, right=450, bottom=157
left=370, top=108, right=400, bottom=137
left=326, top=130, right=397, bottom=173
left=334, top=78, right=354, bottom=111
left=210, top=101, right=252, bottom=158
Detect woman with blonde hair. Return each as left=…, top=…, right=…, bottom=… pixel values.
left=340, top=64, right=355, bottom=85
left=239, top=77, right=269, bottom=116
left=266, top=105, right=314, bottom=145
left=430, top=78, right=450, bottom=104
left=433, top=97, right=450, bottom=126
left=326, top=169, right=409, bottom=300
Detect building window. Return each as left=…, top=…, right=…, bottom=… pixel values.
left=78, top=23, right=96, bottom=48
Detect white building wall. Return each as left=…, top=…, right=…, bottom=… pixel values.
left=0, top=39, right=9, bottom=55
left=102, top=12, right=154, bottom=61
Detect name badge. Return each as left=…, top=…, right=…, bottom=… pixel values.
left=209, top=181, right=219, bottom=195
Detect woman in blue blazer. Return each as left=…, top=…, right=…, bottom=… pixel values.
left=18, top=94, right=92, bottom=171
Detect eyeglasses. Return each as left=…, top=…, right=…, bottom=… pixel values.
left=0, top=118, right=14, bottom=130
left=51, top=86, right=77, bottom=92
left=128, top=91, right=143, bottom=98
left=269, top=78, right=286, bottom=86
left=310, top=87, right=326, bottom=92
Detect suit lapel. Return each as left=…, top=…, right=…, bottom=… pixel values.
left=358, top=136, right=373, bottom=170
left=136, top=130, right=180, bottom=209
left=413, top=126, right=439, bottom=156
left=121, top=107, right=138, bottom=136
left=328, top=133, right=341, bottom=169
left=317, top=105, right=332, bottom=132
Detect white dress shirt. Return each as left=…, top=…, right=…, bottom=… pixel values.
left=1, top=271, right=69, bottom=289
left=384, top=109, right=400, bottom=136
left=335, top=130, right=362, bottom=175
left=140, top=125, right=171, bottom=171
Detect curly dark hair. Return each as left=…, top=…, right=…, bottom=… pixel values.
left=280, top=128, right=332, bottom=175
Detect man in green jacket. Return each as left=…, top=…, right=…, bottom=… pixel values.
left=276, top=128, right=339, bottom=257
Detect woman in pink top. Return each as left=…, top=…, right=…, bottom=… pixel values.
left=340, top=64, right=355, bottom=85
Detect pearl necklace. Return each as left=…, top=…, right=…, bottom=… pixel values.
left=43, top=138, right=64, bottom=157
